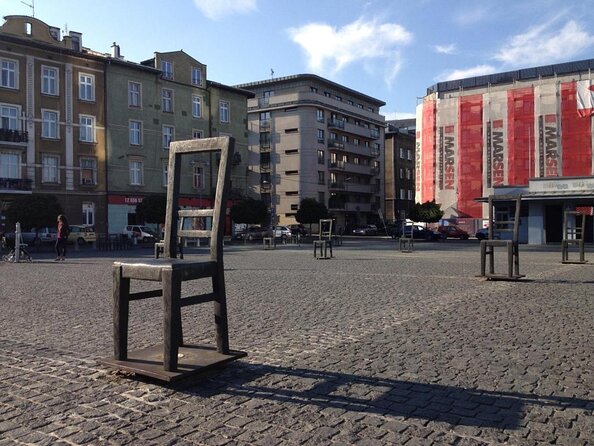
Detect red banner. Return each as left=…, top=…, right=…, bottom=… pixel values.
left=561, top=81, right=592, bottom=176
left=421, top=99, right=436, bottom=202
left=507, top=87, right=534, bottom=185
left=458, top=94, right=483, bottom=217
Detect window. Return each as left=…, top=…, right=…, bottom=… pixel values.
left=1, top=59, right=17, bottom=89
left=162, top=125, right=174, bottom=149
left=407, top=149, right=412, bottom=160
left=128, top=81, right=141, bottom=107
left=341, top=135, right=348, bottom=143
left=191, top=67, right=202, bottom=86
left=80, top=157, right=97, bottom=185
left=316, top=109, right=324, bottom=122
left=310, top=87, right=318, bottom=93
left=335, top=95, right=342, bottom=102
left=129, top=160, right=143, bottom=185
left=285, top=170, right=298, bottom=175
left=192, top=95, right=202, bottom=118
left=129, top=120, right=142, bottom=145
left=318, top=171, right=325, bottom=185
left=353, top=138, right=360, bottom=146
left=219, top=100, right=229, bottom=123
left=317, top=129, right=325, bottom=143
left=0, top=152, right=20, bottom=178
left=357, top=103, right=363, bottom=109
left=399, top=168, right=404, bottom=179
left=193, top=166, right=204, bottom=189
left=407, top=190, right=413, bottom=200
left=260, top=132, right=271, bottom=147
left=82, top=202, right=94, bottom=226
left=317, top=149, right=324, bottom=164
left=353, top=157, right=360, bottom=165
left=79, top=73, right=94, bottom=101
left=41, top=66, right=58, bottom=95
left=347, top=100, right=354, bottom=106
left=162, top=161, right=168, bottom=187
left=285, top=128, right=298, bottom=134
left=79, top=115, right=95, bottom=142
left=399, top=147, right=405, bottom=159
left=1, top=104, right=19, bottom=130
left=162, top=89, right=173, bottom=112
left=367, top=106, right=374, bottom=113
left=324, top=91, right=331, bottom=97
left=400, top=189, right=406, bottom=200
left=318, top=192, right=325, bottom=204
left=192, top=129, right=203, bottom=139
left=41, top=154, right=59, bottom=183
left=42, top=110, right=59, bottom=139
left=407, top=169, right=412, bottom=180
left=161, top=60, right=173, bottom=79
left=285, top=149, right=298, bottom=154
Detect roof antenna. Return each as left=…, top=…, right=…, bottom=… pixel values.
left=21, top=0, right=35, bottom=17
left=270, top=68, right=274, bottom=79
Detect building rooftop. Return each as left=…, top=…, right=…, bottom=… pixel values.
left=427, top=57, right=594, bottom=95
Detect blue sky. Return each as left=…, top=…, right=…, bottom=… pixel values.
left=3, top=0, right=594, bottom=119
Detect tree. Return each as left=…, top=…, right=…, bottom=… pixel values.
left=5, top=194, right=63, bottom=230
left=295, top=198, right=329, bottom=233
left=230, top=198, right=268, bottom=226
left=136, top=195, right=167, bottom=224
left=409, top=200, right=444, bottom=224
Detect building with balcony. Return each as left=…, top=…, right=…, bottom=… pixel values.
left=235, top=74, right=385, bottom=229
left=384, top=119, right=416, bottom=221
left=105, top=49, right=253, bottom=232
left=0, top=15, right=107, bottom=232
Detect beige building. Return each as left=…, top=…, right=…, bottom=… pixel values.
left=236, top=74, right=385, bottom=230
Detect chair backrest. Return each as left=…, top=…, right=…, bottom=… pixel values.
left=319, top=219, right=333, bottom=240
left=488, top=194, right=521, bottom=243
left=164, top=136, right=235, bottom=261
left=563, top=211, right=585, bottom=240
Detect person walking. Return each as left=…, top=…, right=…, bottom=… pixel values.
left=55, top=214, right=69, bottom=261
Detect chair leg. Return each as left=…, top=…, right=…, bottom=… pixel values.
left=212, top=266, right=230, bottom=354
left=113, top=265, right=129, bottom=360
left=162, top=269, right=181, bottom=372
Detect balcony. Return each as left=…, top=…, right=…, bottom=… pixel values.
left=343, top=162, right=375, bottom=176
left=328, top=180, right=345, bottom=190
left=327, top=160, right=345, bottom=170
left=370, top=128, right=380, bottom=139
left=370, top=166, right=380, bottom=175
left=260, top=161, right=271, bottom=172
left=0, top=128, right=28, bottom=145
left=259, top=119, right=270, bottom=129
left=327, top=139, right=344, bottom=150
left=327, top=118, right=345, bottom=129
left=0, top=177, right=33, bottom=193
left=371, top=148, right=380, bottom=157
left=259, top=142, right=271, bottom=153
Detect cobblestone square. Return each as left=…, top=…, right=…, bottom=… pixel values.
left=0, top=239, right=593, bottom=445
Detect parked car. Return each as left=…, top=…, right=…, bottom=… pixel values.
left=122, top=225, right=158, bottom=242
left=5, top=226, right=58, bottom=246
left=352, top=224, right=378, bottom=236
left=391, top=224, right=441, bottom=241
left=233, top=226, right=265, bottom=241
left=288, top=224, right=307, bottom=236
left=438, top=225, right=470, bottom=240
left=269, top=225, right=292, bottom=240
left=68, top=225, right=96, bottom=245
left=475, top=228, right=500, bottom=240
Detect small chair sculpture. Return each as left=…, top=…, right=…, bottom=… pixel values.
left=479, top=195, right=525, bottom=280
left=263, top=228, right=276, bottom=249
left=562, top=211, right=587, bottom=264
left=100, top=136, right=246, bottom=382
left=313, top=219, right=333, bottom=259
left=399, top=222, right=414, bottom=253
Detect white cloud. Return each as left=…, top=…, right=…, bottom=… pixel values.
left=433, top=44, right=457, bottom=55
left=452, top=6, right=490, bottom=26
left=384, top=111, right=416, bottom=120
left=437, top=64, right=497, bottom=82
left=494, top=20, right=594, bottom=67
left=193, top=0, right=257, bottom=21
left=288, top=18, right=412, bottom=87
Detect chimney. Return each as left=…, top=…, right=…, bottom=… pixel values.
left=111, top=42, right=121, bottom=59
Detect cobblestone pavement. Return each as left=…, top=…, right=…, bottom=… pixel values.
left=0, top=239, right=593, bottom=445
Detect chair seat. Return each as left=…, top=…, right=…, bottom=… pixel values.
left=114, top=259, right=217, bottom=282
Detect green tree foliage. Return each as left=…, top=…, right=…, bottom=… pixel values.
left=409, top=200, right=444, bottom=224
left=136, top=195, right=167, bottom=224
left=5, top=194, right=63, bottom=230
left=295, top=198, right=329, bottom=225
left=230, top=198, right=268, bottom=225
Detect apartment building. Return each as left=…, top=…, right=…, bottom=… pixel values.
left=236, top=74, right=385, bottom=229
left=417, top=58, right=594, bottom=243
left=105, top=49, right=253, bottom=232
left=384, top=119, right=416, bottom=221
left=0, top=15, right=107, bottom=231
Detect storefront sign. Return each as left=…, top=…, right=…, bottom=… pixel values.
left=530, top=177, right=594, bottom=192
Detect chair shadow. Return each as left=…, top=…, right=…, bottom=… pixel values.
left=170, top=362, right=593, bottom=430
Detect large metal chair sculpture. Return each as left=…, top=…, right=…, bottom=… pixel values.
left=313, top=219, right=333, bottom=259
left=479, top=195, right=525, bottom=280
left=561, top=211, right=587, bottom=264
left=100, top=137, right=246, bottom=382
left=399, top=222, right=414, bottom=253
